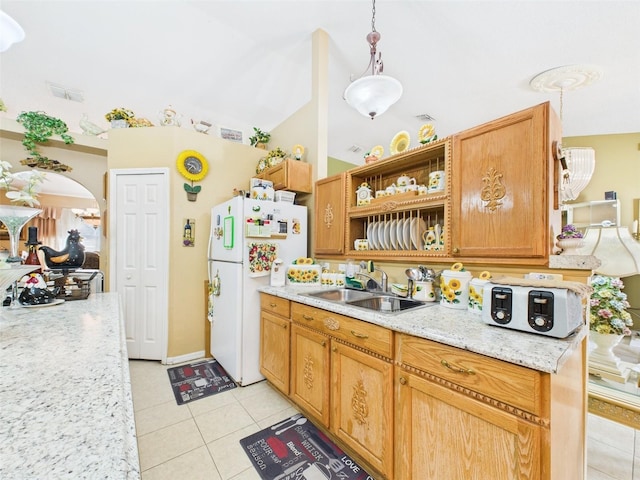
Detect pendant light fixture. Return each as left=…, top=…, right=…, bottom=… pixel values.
left=530, top=65, right=601, bottom=203
left=0, top=10, right=25, bottom=53
left=343, top=0, right=402, bottom=120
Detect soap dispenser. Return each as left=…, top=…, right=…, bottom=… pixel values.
left=270, top=258, right=285, bottom=286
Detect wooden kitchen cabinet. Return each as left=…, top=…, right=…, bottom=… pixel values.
left=259, top=294, right=291, bottom=394
left=394, top=334, right=585, bottom=480
left=255, top=158, right=312, bottom=193
left=450, top=102, right=562, bottom=262
left=290, top=323, right=330, bottom=427
left=331, top=341, right=394, bottom=479
left=314, top=173, right=346, bottom=255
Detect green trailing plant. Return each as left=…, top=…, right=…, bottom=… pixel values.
left=16, top=111, right=74, bottom=171
left=249, top=127, right=270, bottom=147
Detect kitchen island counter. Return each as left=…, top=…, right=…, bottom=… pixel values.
left=0, top=293, right=139, bottom=479
left=259, top=285, right=586, bottom=374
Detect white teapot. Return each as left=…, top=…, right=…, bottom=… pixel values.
left=397, top=174, right=417, bottom=187
left=356, top=183, right=372, bottom=206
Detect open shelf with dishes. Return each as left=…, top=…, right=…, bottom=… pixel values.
left=345, top=138, right=451, bottom=259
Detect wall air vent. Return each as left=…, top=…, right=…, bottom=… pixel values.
left=347, top=145, right=363, bottom=153
left=48, top=82, right=84, bottom=102
left=415, top=113, right=436, bottom=121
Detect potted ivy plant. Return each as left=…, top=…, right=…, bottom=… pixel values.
left=249, top=127, right=270, bottom=149
left=15, top=111, right=74, bottom=172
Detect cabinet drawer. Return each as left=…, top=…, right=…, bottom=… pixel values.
left=396, top=334, right=544, bottom=416
left=292, top=303, right=393, bottom=358
left=260, top=293, right=290, bottom=318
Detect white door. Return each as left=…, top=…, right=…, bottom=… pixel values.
left=109, top=168, right=169, bottom=361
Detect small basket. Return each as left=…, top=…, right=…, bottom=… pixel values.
left=275, top=191, right=296, bottom=203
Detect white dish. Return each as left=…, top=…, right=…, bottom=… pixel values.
left=18, top=298, right=65, bottom=308
left=410, top=218, right=427, bottom=250
left=381, top=221, right=390, bottom=250
left=367, top=222, right=376, bottom=250
left=389, top=220, right=398, bottom=250
left=403, top=218, right=412, bottom=249
left=395, top=220, right=404, bottom=250
left=369, top=221, right=378, bottom=250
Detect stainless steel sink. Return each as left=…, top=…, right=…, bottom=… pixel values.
left=303, top=289, right=376, bottom=302
left=302, top=288, right=432, bottom=313
left=346, top=296, right=429, bottom=313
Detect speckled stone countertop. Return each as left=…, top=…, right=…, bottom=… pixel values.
left=259, top=285, right=586, bottom=374
left=0, top=293, right=140, bottom=480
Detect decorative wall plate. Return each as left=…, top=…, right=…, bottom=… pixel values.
left=390, top=131, right=410, bottom=155
left=369, top=145, right=384, bottom=158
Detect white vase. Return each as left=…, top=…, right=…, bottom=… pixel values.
left=556, top=237, right=585, bottom=255
left=0, top=205, right=42, bottom=263
left=110, top=119, right=129, bottom=128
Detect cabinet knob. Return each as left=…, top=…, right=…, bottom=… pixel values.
left=399, top=377, right=407, bottom=385
left=332, top=346, right=337, bottom=352
left=321, top=340, right=326, bottom=347
left=452, top=247, right=460, bottom=254
left=283, top=324, right=287, bottom=329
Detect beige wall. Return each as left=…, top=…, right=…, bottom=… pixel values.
left=108, top=126, right=264, bottom=358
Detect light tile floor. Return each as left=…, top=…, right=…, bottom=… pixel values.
left=130, top=359, right=639, bottom=479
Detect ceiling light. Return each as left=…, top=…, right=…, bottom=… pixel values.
left=343, top=0, right=402, bottom=120
left=530, top=65, right=602, bottom=203
left=0, top=10, right=25, bottom=53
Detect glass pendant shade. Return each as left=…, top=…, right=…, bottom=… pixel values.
left=344, top=75, right=403, bottom=119
left=576, top=226, right=640, bottom=277
left=0, top=11, right=25, bottom=52
left=561, top=147, right=596, bottom=202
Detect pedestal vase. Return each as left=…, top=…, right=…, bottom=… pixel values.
left=588, top=330, right=629, bottom=382
left=0, top=205, right=42, bottom=263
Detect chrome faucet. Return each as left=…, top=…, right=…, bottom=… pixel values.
left=359, top=261, right=388, bottom=292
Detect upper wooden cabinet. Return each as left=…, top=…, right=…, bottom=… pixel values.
left=255, top=158, right=312, bottom=193
left=314, top=173, right=346, bottom=255
left=313, top=102, right=562, bottom=265
left=451, top=102, right=562, bottom=262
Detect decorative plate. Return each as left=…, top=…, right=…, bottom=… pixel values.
left=369, top=145, right=384, bottom=158
left=390, top=131, right=410, bottom=155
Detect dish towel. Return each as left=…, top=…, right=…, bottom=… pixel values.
left=248, top=241, right=278, bottom=277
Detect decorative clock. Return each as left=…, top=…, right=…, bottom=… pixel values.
left=176, top=150, right=209, bottom=182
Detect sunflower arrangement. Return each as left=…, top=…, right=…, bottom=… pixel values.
left=418, top=123, right=438, bottom=144
left=105, top=107, right=135, bottom=124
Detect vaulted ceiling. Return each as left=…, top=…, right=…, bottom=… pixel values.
left=1, top=1, right=639, bottom=168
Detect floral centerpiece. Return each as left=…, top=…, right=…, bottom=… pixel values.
left=0, top=161, right=45, bottom=262
left=589, top=275, right=632, bottom=335
left=556, top=224, right=584, bottom=254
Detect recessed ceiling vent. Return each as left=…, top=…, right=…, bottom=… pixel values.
left=48, top=82, right=84, bottom=102
left=347, top=145, right=363, bottom=153
left=415, top=113, right=436, bottom=121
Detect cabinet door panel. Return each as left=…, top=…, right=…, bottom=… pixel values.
left=332, top=342, right=394, bottom=478
left=260, top=310, right=290, bottom=394
left=314, top=173, right=346, bottom=255
left=451, top=103, right=551, bottom=258
left=395, top=368, right=541, bottom=480
left=290, top=324, right=330, bottom=427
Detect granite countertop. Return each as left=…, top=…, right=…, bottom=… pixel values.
left=0, top=293, right=140, bottom=480
left=259, top=285, right=587, bottom=374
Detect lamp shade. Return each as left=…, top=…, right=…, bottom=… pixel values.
left=0, top=11, right=25, bottom=52
left=561, top=147, right=596, bottom=202
left=344, top=75, right=403, bottom=119
left=576, top=226, right=640, bottom=277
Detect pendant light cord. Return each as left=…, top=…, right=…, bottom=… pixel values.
left=371, top=0, right=377, bottom=32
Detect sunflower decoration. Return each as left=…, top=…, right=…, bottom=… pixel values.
left=370, top=145, right=384, bottom=158
left=176, top=150, right=209, bottom=201
left=418, top=123, right=438, bottom=144
left=292, top=144, right=305, bottom=160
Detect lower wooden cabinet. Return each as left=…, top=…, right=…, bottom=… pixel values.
left=395, top=367, right=542, bottom=479
left=331, top=341, right=394, bottom=478
left=290, top=323, right=330, bottom=427
left=259, top=294, right=291, bottom=394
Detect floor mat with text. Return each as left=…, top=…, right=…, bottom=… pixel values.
left=167, top=359, right=236, bottom=405
left=239, top=413, right=374, bottom=480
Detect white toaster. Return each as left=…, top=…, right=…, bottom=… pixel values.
left=481, top=283, right=584, bottom=338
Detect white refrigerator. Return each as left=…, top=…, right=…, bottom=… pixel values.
left=207, top=195, right=308, bottom=386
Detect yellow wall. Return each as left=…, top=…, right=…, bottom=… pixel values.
left=107, top=126, right=264, bottom=358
